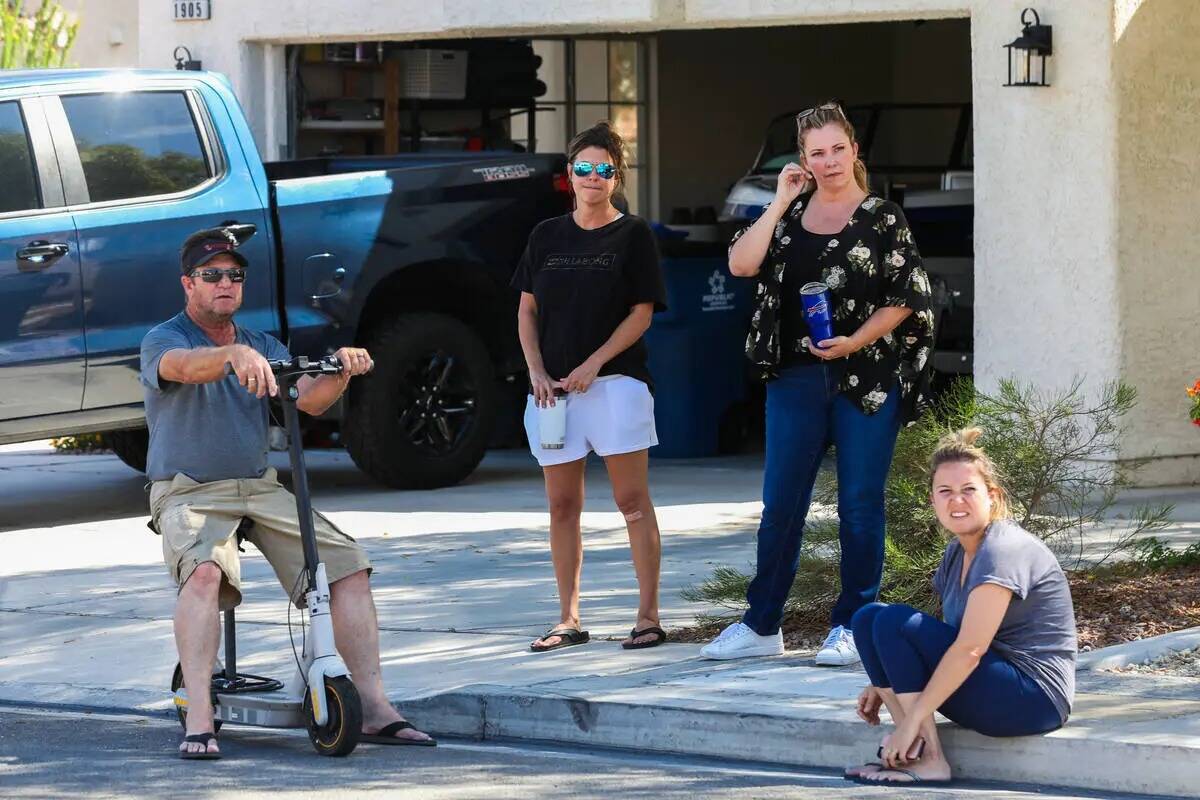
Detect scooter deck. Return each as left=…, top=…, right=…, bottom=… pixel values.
left=176, top=688, right=306, bottom=729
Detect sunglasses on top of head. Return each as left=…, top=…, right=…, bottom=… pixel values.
left=796, top=102, right=844, bottom=122
left=189, top=267, right=246, bottom=284
left=571, top=161, right=617, bottom=180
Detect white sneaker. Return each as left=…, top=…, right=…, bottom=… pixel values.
left=699, top=622, right=785, bottom=660
left=814, top=625, right=860, bottom=666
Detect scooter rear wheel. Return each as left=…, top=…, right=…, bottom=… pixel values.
left=170, top=662, right=222, bottom=732
left=304, top=675, right=362, bottom=757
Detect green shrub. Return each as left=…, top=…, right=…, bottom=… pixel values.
left=684, top=378, right=1173, bottom=621
left=49, top=433, right=108, bottom=453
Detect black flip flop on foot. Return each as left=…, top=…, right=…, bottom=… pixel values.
left=179, top=732, right=221, bottom=760
left=361, top=720, right=437, bottom=747
left=850, top=767, right=955, bottom=786
left=622, top=625, right=667, bottom=650
left=530, top=627, right=589, bottom=652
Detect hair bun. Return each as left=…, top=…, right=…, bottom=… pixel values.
left=936, top=426, right=982, bottom=450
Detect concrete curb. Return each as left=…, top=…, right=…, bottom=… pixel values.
left=1078, top=626, right=1200, bottom=671
left=4, top=677, right=1198, bottom=797
left=402, top=686, right=1200, bottom=798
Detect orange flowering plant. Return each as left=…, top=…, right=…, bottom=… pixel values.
left=1189, top=379, right=1200, bottom=427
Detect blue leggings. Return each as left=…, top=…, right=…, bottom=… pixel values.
left=851, top=603, right=1063, bottom=738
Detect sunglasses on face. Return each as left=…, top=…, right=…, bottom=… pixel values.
left=572, top=161, right=617, bottom=180
left=796, top=102, right=844, bottom=122
left=189, top=267, right=246, bottom=284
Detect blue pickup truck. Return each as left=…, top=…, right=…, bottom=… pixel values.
left=0, top=69, right=569, bottom=488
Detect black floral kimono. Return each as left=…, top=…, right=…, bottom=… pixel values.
left=731, top=192, right=935, bottom=425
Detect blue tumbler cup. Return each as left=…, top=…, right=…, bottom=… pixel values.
left=800, top=282, right=834, bottom=347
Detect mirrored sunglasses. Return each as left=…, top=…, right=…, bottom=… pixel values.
left=572, top=161, right=617, bottom=180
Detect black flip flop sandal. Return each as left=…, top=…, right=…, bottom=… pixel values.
left=179, top=732, right=221, bottom=760
left=361, top=720, right=437, bottom=747
left=622, top=625, right=667, bottom=650
left=530, top=627, right=589, bottom=652
left=849, top=767, right=955, bottom=786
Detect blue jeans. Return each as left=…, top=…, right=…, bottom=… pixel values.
left=851, top=603, right=1063, bottom=737
left=742, top=363, right=901, bottom=635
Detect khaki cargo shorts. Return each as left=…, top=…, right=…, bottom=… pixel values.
left=150, top=468, right=371, bottom=610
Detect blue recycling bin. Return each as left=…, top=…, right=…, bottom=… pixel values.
left=645, top=245, right=753, bottom=458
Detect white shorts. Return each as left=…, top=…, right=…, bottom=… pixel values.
left=523, top=375, right=658, bottom=467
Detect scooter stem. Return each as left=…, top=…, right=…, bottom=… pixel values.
left=280, top=383, right=321, bottom=585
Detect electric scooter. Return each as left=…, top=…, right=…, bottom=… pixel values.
left=171, top=355, right=362, bottom=757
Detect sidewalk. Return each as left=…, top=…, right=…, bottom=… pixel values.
left=2, top=446, right=1199, bottom=796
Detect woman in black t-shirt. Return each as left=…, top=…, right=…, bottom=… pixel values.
left=700, top=103, right=935, bottom=666
left=513, top=121, right=669, bottom=653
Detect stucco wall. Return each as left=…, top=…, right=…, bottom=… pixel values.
left=969, top=1, right=1123, bottom=401
left=35, top=0, right=139, bottom=68
left=1115, top=0, right=1200, bottom=483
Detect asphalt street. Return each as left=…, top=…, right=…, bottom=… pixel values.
left=0, top=706, right=1158, bottom=800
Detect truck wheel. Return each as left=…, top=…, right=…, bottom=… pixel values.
left=105, top=428, right=149, bottom=473
left=343, top=313, right=497, bottom=489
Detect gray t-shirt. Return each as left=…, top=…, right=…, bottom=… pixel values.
left=140, top=311, right=290, bottom=483
left=933, top=520, right=1077, bottom=724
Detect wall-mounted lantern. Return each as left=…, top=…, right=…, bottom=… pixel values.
left=1004, top=8, right=1052, bottom=87
left=173, top=45, right=202, bottom=71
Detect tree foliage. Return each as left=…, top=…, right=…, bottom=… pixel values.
left=1, top=1, right=79, bottom=69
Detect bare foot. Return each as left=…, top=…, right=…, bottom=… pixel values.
left=177, top=710, right=220, bottom=762
left=843, top=761, right=884, bottom=779
left=862, top=752, right=952, bottom=784
left=622, top=616, right=664, bottom=647
left=179, top=721, right=220, bottom=757
left=531, top=621, right=583, bottom=650
left=363, top=712, right=433, bottom=744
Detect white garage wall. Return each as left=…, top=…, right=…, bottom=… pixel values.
left=1115, top=0, right=1200, bottom=484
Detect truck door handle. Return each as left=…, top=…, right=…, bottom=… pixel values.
left=16, top=240, right=70, bottom=271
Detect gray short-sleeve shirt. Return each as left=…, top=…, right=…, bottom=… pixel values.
left=933, top=520, right=1077, bottom=724
left=140, top=311, right=290, bottom=483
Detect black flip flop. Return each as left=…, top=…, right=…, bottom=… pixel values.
left=530, top=627, right=589, bottom=652
left=849, top=767, right=955, bottom=786
left=361, top=720, right=437, bottom=747
left=179, top=731, right=221, bottom=760
left=622, top=625, right=667, bottom=650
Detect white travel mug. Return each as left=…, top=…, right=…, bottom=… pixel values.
left=538, top=391, right=567, bottom=450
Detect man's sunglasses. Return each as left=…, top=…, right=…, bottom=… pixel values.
left=572, top=161, right=617, bottom=180
left=796, top=102, right=844, bottom=122
left=189, top=267, right=246, bottom=283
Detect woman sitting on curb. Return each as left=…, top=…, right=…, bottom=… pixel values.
left=845, top=428, right=1077, bottom=786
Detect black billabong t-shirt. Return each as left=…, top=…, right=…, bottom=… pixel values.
left=513, top=213, right=667, bottom=390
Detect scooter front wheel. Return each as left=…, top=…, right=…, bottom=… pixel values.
left=304, top=675, right=362, bottom=757
left=171, top=662, right=222, bottom=733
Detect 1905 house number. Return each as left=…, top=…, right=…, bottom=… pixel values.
left=173, top=1, right=210, bottom=20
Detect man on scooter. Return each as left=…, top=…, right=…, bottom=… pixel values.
left=142, top=226, right=435, bottom=759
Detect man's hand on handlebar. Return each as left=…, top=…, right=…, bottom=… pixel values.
left=228, top=344, right=278, bottom=398
left=333, top=347, right=374, bottom=379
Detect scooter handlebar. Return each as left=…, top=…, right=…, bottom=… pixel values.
left=266, top=355, right=344, bottom=378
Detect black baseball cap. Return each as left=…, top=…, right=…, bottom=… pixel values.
left=180, top=227, right=250, bottom=275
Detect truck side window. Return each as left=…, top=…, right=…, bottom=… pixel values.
left=0, top=102, right=40, bottom=213
left=59, top=92, right=211, bottom=203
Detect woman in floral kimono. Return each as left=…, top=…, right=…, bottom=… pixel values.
left=700, top=102, right=935, bottom=666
